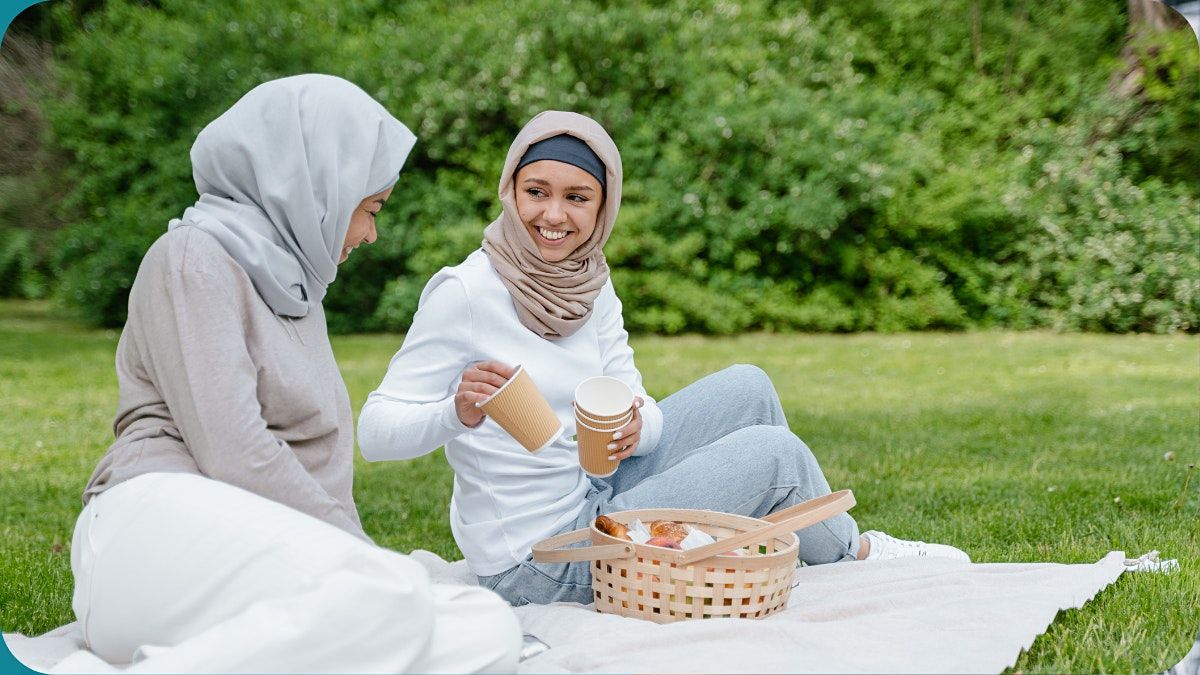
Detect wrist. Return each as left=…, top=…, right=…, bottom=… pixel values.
left=442, top=398, right=476, bottom=432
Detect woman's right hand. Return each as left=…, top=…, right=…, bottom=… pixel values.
left=455, top=361, right=517, bottom=427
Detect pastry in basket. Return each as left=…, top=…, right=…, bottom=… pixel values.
left=594, top=514, right=630, bottom=540
left=649, top=520, right=690, bottom=544
left=644, top=536, right=682, bottom=549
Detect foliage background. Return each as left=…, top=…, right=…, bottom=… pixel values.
left=1, top=0, right=1197, bottom=335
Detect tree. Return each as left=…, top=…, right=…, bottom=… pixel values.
left=1110, top=0, right=1192, bottom=98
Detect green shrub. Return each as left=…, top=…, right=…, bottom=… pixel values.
left=0, top=226, right=48, bottom=299
left=1115, top=29, right=1200, bottom=187
left=43, top=0, right=372, bottom=325
left=0, top=31, right=64, bottom=300
left=28, top=0, right=1200, bottom=334
left=990, top=117, right=1199, bottom=333
left=368, top=217, right=487, bottom=332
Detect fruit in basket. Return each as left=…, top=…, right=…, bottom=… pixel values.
left=644, top=536, right=683, bottom=549
left=594, top=515, right=630, bottom=540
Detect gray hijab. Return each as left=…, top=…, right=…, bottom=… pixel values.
left=169, top=74, right=417, bottom=317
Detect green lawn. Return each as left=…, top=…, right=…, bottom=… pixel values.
left=2, top=299, right=1197, bottom=672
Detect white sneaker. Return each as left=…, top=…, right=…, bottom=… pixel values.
left=862, top=530, right=971, bottom=563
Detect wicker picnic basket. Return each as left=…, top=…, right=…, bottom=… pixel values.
left=532, top=490, right=855, bottom=623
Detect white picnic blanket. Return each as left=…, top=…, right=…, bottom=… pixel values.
left=5, top=551, right=1137, bottom=674
left=511, top=553, right=1129, bottom=674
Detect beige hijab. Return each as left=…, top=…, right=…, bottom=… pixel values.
left=482, top=111, right=622, bottom=340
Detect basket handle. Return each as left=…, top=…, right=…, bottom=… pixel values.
left=759, top=489, right=856, bottom=526
left=674, top=489, right=856, bottom=565
left=531, top=526, right=637, bottom=564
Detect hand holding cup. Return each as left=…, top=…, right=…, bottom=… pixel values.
left=455, top=361, right=517, bottom=427
left=606, top=396, right=644, bottom=461
left=472, top=364, right=563, bottom=452
left=574, top=376, right=638, bottom=476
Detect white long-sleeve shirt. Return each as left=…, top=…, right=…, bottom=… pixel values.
left=358, top=249, right=663, bottom=575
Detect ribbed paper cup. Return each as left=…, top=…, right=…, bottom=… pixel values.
left=574, top=376, right=634, bottom=422
left=476, top=365, right=562, bottom=453
left=575, top=410, right=632, bottom=477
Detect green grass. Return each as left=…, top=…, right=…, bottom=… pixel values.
left=2, top=299, right=1197, bottom=672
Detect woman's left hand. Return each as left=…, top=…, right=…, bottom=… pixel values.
left=607, top=397, right=644, bottom=461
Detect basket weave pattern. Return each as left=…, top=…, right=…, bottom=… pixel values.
left=589, top=509, right=798, bottom=623
left=532, top=491, right=854, bottom=624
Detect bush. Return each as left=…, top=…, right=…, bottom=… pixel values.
left=0, top=227, right=48, bottom=299
left=25, top=0, right=1200, bottom=334
left=990, top=117, right=1199, bottom=333
left=42, top=0, right=372, bottom=325
left=0, top=32, right=63, bottom=300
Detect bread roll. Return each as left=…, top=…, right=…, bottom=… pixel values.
left=649, top=520, right=690, bottom=544
left=595, top=515, right=630, bottom=540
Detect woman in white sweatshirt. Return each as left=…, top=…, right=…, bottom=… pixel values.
left=358, top=110, right=969, bottom=606
left=64, top=75, right=519, bottom=673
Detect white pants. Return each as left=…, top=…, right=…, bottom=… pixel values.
left=66, top=473, right=520, bottom=673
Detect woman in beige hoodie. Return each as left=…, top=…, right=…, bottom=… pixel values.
left=63, top=74, right=519, bottom=674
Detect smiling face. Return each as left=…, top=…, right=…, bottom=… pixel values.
left=513, top=160, right=603, bottom=263
left=340, top=185, right=394, bottom=263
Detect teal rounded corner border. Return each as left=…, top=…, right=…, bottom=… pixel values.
left=0, top=632, right=44, bottom=674
left=1, top=0, right=50, bottom=47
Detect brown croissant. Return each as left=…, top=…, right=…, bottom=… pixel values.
left=595, top=515, right=630, bottom=540
left=649, top=520, right=690, bottom=544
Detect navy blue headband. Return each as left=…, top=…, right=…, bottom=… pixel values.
left=514, top=134, right=607, bottom=190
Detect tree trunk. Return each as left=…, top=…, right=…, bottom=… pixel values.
left=971, top=1, right=983, bottom=71
left=1110, top=0, right=1190, bottom=98
left=1127, top=0, right=1183, bottom=34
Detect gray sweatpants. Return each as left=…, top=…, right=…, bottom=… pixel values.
left=479, top=364, right=861, bottom=606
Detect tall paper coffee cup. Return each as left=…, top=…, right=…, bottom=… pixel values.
left=575, top=412, right=631, bottom=477
left=476, top=365, right=562, bottom=452
left=574, top=376, right=635, bottom=476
